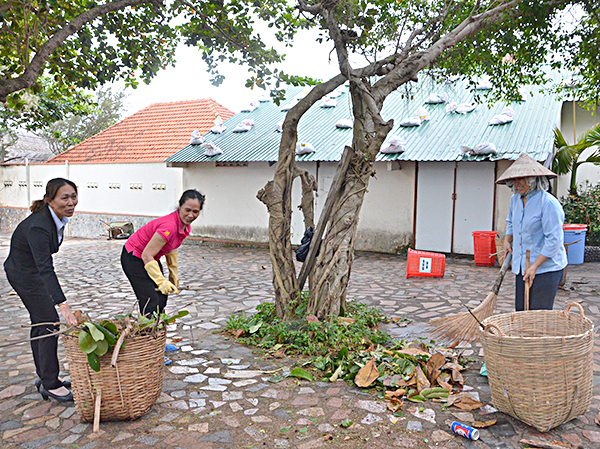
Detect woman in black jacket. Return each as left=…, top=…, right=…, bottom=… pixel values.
left=4, top=178, right=79, bottom=402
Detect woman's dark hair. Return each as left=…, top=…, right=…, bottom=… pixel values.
left=30, top=178, right=78, bottom=213
left=179, top=189, right=205, bottom=210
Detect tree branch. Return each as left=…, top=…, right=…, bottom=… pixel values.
left=0, top=0, right=162, bottom=102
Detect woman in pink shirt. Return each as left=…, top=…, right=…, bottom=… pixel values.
left=121, top=189, right=204, bottom=316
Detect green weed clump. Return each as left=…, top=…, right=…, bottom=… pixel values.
left=225, top=293, right=390, bottom=357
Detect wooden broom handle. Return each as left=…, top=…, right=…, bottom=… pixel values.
left=524, top=249, right=530, bottom=311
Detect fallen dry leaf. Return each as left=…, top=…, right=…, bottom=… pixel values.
left=427, top=352, right=446, bottom=372
left=385, top=389, right=406, bottom=399
left=442, top=362, right=465, bottom=372
left=426, top=352, right=446, bottom=384
left=436, top=373, right=453, bottom=391
left=472, top=419, right=497, bottom=428
left=451, top=369, right=464, bottom=385
left=272, top=349, right=286, bottom=358
left=338, top=317, right=355, bottom=324
left=355, top=357, right=379, bottom=388
left=448, top=393, right=484, bottom=410
left=519, top=439, right=573, bottom=449
left=383, top=375, right=407, bottom=388
left=398, top=347, right=430, bottom=357
left=415, top=365, right=431, bottom=391
left=231, top=329, right=244, bottom=338
left=409, top=342, right=429, bottom=351
left=387, top=397, right=404, bottom=412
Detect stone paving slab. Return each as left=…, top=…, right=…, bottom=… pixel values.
left=0, top=234, right=599, bottom=448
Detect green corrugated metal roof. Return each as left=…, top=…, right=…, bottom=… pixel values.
left=167, top=79, right=562, bottom=164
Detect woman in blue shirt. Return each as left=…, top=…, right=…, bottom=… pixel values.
left=497, top=154, right=568, bottom=311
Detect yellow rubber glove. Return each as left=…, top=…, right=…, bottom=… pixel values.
left=165, top=252, right=179, bottom=289
left=144, top=260, right=178, bottom=295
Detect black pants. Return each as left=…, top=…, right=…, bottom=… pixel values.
left=5, top=271, right=63, bottom=390
left=121, top=246, right=168, bottom=316
left=515, top=269, right=563, bottom=311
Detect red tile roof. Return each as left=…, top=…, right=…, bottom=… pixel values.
left=46, top=99, right=234, bottom=164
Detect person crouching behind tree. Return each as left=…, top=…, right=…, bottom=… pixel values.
left=4, top=178, right=79, bottom=402
left=121, top=189, right=204, bottom=317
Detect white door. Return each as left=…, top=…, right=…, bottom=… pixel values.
left=415, top=162, right=495, bottom=254
left=453, top=162, right=495, bottom=254
left=415, top=162, right=454, bottom=252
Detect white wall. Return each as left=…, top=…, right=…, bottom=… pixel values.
left=183, top=162, right=274, bottom=242
left=182, top=160, right=416, bottom=252
left=1, top=162, right=182, bottom=216
left=557, top=102, right=600, bottom=197
left=494, top=159, right=513, bottom=238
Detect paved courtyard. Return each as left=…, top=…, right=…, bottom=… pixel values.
left=1, top=234, right=599, bottom=448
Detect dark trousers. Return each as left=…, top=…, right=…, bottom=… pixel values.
left=5, top=271, right=62, bottom=390
left=515, top=269, right=563, bottom=311
left=121, top=246, right=168, bottom=316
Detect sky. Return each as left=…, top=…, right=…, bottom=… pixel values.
left=119, top=28, right=343, bottom=116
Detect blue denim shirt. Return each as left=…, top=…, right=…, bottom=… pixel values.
left=506, top=190, right=568, bottom=275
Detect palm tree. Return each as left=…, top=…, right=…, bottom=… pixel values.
left=553, top=123, right=600, bottom=195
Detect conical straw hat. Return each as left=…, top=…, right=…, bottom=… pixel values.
left=496, top=153, right=557, bottom=184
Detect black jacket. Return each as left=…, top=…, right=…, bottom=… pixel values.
left=3, top=204, right=67, bottom=304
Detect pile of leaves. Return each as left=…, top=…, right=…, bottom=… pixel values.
left=226, top=295, right=479, bottom=413
left=342, top=342, right=482, bottom=413
left=71, top=310, right=188, bottom=371
left=226, top=296, right=390, bottom=357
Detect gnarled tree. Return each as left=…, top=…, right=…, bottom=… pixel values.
left=258, top=0, right=600, bottom=320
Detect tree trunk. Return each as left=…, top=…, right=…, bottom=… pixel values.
left=308, top=80, right=393, bottom=319
left=257, top=130, right=299, bottom=320
left=257, top=74, right=347, bottom=320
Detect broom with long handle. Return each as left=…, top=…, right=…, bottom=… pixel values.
left=429, top=252, right=512, bottom=346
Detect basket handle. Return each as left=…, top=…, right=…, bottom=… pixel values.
left=563, top=302, right=586, bottom=319
left=111, top=320, right=134, bottom=367
left=483, top=323, right=506, bottom=337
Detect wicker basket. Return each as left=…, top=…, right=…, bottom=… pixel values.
left=480, top=303, right=594, bottom=432
left=64, top=327, right=166, bottom=422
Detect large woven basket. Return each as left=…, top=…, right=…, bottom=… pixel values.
left=64, top=327, right=166, bottom=422
left=480, top=303, right=594, bottom=432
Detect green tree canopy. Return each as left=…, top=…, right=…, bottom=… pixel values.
left=0, top=0, right=290, bottom=127
left=40, top=86, right=127, bottom=153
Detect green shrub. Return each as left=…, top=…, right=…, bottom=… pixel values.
left=561, top=180, right=600, bottom=246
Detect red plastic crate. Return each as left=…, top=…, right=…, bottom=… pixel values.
left=472, top=231, right=498, bottom=266
left=406, top=248, right=446, bottom=278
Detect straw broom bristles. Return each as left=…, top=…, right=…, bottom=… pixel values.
left=428, top=252, right=512, bottom=346
left=429, top=291, right=497, bottom=346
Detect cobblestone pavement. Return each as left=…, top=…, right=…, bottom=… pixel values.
left=1, top=234, right=600, bottom=449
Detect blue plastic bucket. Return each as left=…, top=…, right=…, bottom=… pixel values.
left=563, top=224, right=587, bottom=265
